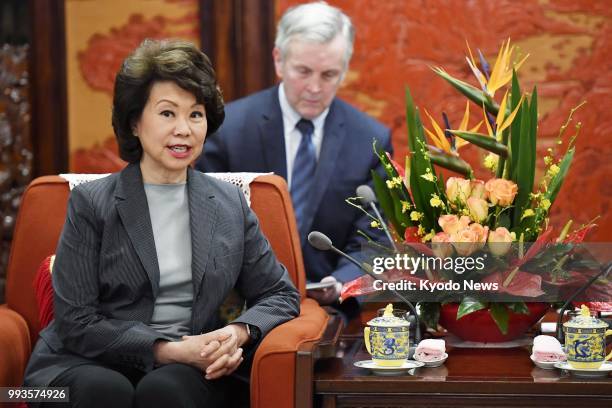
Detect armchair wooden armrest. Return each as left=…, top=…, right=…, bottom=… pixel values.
left=0, top=305, right=31, bottom=387
left=251, top=298, right=329, bottom=408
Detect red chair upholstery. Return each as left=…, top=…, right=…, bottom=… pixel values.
left=0, top=174, right=328, bottom=408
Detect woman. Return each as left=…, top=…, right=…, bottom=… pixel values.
left=23, top=39, right=300, bottom=407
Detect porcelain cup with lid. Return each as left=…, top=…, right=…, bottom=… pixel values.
left=563, top=304, right=612, bottom=369
left=364, top=304, right=411, bottom=367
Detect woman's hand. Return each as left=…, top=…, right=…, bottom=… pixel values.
left=178, top=330, right=236, bottom=371
left=202, top=324, right=249, bottom=379
left=205, top=347, right=243, bottom=380
left=154, top=324, right=249, bottom=378
left=153, top=330, right=231, bottom=370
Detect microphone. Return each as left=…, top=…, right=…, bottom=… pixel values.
left=555, top=262, right=612, bottom=343
left=356, top=185, right=398, bottom=252
left=308, top=231, right=421, bottom=343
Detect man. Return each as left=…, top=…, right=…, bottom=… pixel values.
left=197, top=1, right=392, bottom=313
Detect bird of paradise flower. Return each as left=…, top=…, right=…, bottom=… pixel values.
left=423, top=101, right=482, bottom=155
left=466, top=38, right=529, bottom=98
left=423, top=39, right=527, bottom=177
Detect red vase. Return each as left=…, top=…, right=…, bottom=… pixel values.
left=438, top=303, right=550, bottom=342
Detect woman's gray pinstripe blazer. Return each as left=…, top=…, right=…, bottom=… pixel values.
left=23, top=163, right=300, bottom=387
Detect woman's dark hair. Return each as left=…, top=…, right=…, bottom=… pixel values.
left=112, top=39, right=225, bottom=163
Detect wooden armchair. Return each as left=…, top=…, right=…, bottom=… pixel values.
left=0, top=174, right=330, bottom=408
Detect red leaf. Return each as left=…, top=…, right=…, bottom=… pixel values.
left=339, top=275, right=376, bottom=302
left=564, top=224, right=597, bottom=244
left=340, top=269, right=431, bottom=302
left=404, top=226, right=420, bottom=243
left=387, top=152, right=405, bottom=178
left=482, top=270, right=544, bottom=297
left=519, top=227, right=554, bottom=266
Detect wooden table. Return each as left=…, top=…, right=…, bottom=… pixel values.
left=312, top=334, right=612, bottom=408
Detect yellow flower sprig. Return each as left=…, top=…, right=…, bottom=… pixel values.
left=538, top=101, right=586, bottom=195
left=386, top=176, right=403, bottom=189
left=483, top=153, right=498, bottom=173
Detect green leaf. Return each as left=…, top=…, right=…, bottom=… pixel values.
left=512, top=94, right=536, bottom=228
left=518, top=88, right=538, bottom=232
left=507, top=301, right=530, bottom=315
left=529, top=87, right=538, bottom=174
left=429, top=151, right=473, bottom=177
left=406, top=88, right=440, bottom=231
left=372, top=170, right=404, bottom=237
left=373, top=141, right=397, bottom=180
left=498, top=211, right=511, bottom=229
left=372, top=141, right=413, bottom=233
left=431, top=67, right=500, bottom=115
left=419, top=302, right=441, bottom=330
left=489, top=303, right=510, bottom=335
left=437, top=171, right=445, bottom=192
left=390, top=188, right=411, bottom=229
left=545, top=146, right=575, bottom=205
left=509, top=69, right=523, bottom=178
left=456, top=297, right=488, bottom=320
left=450, top=130, right=509, bottom=157
left=497, top=128, right=509, bottom=179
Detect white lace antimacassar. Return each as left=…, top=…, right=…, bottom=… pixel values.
left=58, top=172, right=272, bottom=207
left=207, top=172, right=272, bottom=206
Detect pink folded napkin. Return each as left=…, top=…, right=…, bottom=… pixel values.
left=532, top=335, right=566, bottom=362
left=414, top=339, right=446, bottom=362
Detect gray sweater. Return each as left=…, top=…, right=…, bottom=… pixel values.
left=144, top=182, right=192, bottom=339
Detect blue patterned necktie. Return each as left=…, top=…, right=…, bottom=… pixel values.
left=290, top=119, right=316, bottom=241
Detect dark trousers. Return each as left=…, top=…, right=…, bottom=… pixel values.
left=38, top=362, right=249, bottom=408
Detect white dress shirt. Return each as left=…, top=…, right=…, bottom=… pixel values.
left=278, top=83, right=329, bottom=188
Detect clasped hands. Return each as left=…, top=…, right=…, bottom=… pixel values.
left=154, top=324, right=249, bottom=380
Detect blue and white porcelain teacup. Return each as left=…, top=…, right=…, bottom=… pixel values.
left=364, top=304, right=411, bottom=367
left=564, top=305, right=612, bottom=369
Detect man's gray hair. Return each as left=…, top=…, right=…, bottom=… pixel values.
left=275, top=1, right=355, bottom=69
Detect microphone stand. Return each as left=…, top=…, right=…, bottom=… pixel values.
left=367, top=202, right=398, bottom=253
left=357, top=185, right=398, bottom=252
left=556, top=262, right=612, bottom=343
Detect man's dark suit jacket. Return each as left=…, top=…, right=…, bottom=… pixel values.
left=24, top=163, right=300, bottom=387
left=197, top=85, right=393, bottom=284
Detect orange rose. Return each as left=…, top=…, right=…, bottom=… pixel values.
left=470, top=179, right=486, bottom=199
left=468, top=222, right=489, bottom=249
left=467, top=197, right=489, bottom=223
left=431, top=232, right=453, bottom=259
left=451, top=227, right=481, bottom=256
left=438, top=214, right=471, bottom=235
left=485, top=178, right=518, bottom=206
left=446, top=177, right=472, bottom=205
left=487, top=227, right=513, bottom=256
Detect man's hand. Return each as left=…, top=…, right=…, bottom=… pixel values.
left=307, top=276, right=342, bottom=305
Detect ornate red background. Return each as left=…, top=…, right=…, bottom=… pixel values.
left=278, top=0, right=611, bottom=242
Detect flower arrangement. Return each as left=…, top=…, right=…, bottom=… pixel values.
left=344, top=39, right=601, bottom=337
